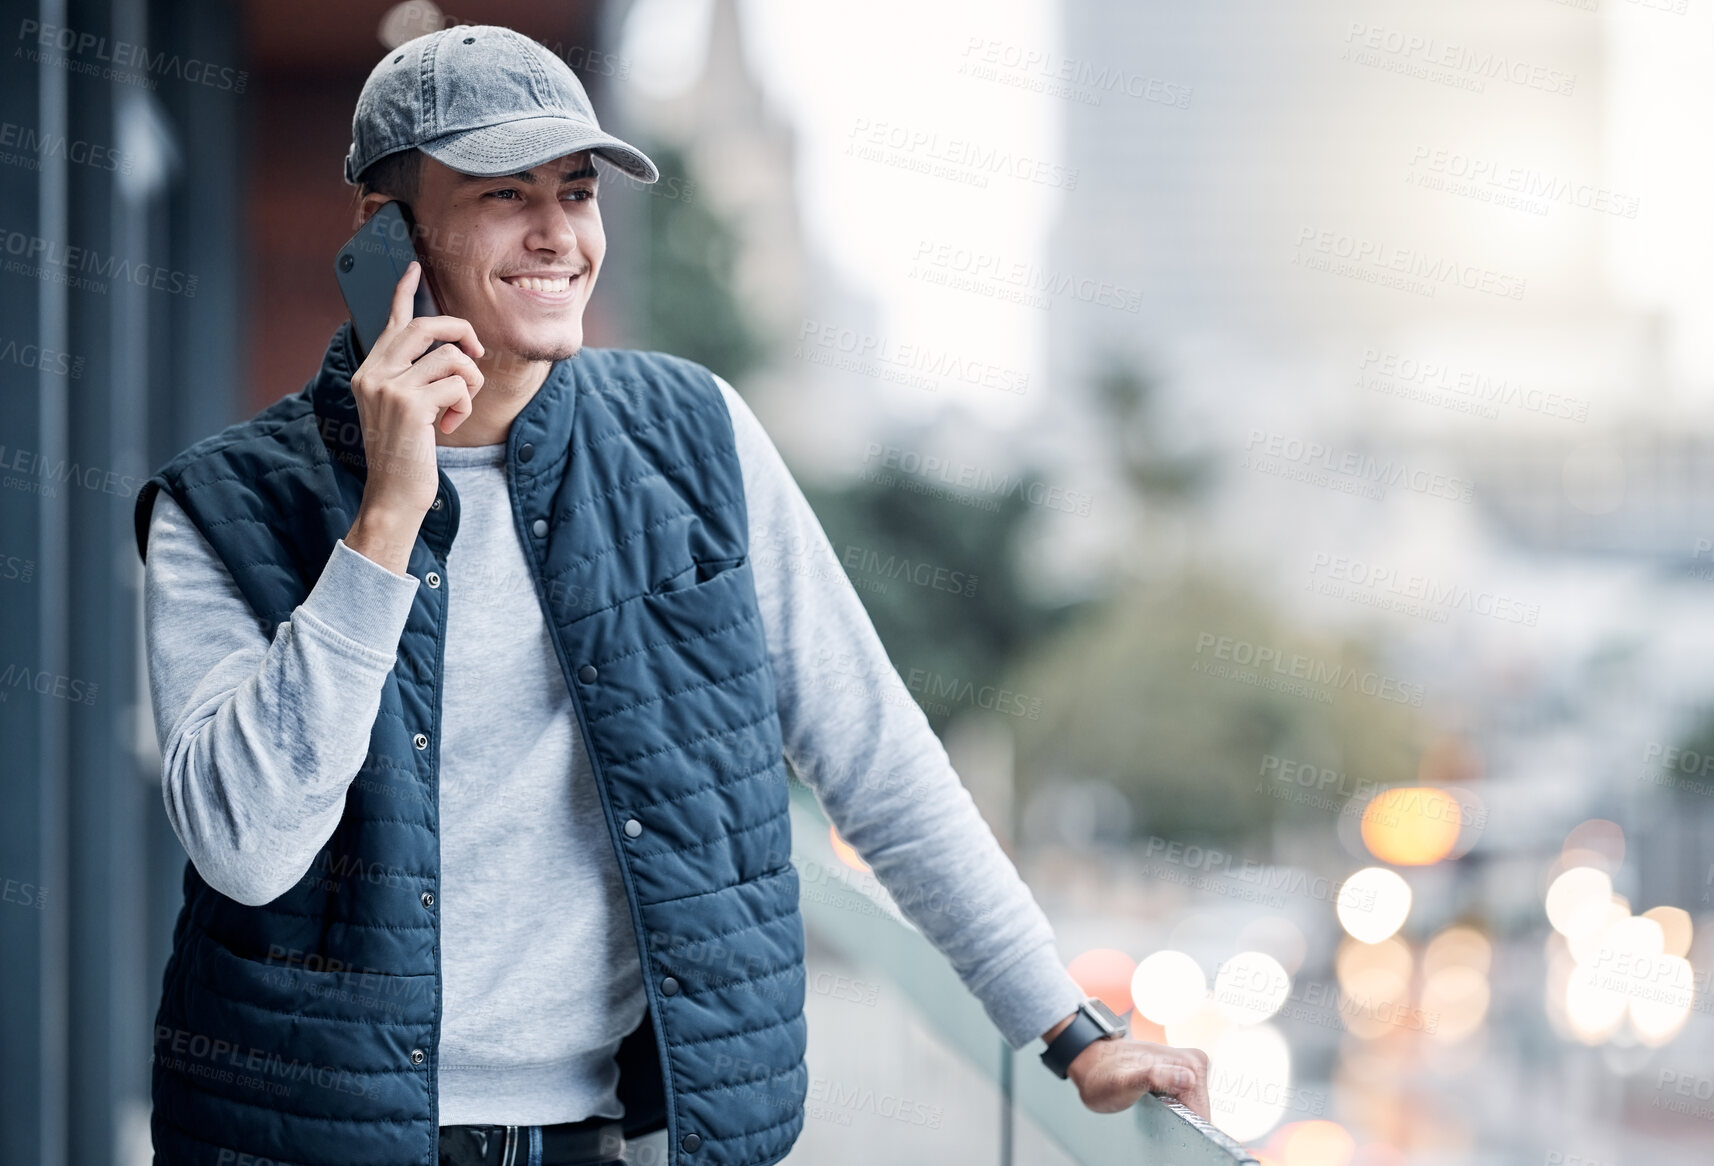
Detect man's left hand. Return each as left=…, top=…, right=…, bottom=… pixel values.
left=1065, top=1035, right=1212, bottom=1122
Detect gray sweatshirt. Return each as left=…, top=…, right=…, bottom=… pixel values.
left=142, top=373, right=1085, bottom=1125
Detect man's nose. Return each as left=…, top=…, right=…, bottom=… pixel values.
left=524, top=202, right=579, bottom=253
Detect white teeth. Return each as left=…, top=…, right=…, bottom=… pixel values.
left=505, top=275, right=572, bottom=292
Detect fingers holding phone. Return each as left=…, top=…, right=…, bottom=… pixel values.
left=346, top=261, right=487, bottom=546
left=372, top=261, right=487, bottom=432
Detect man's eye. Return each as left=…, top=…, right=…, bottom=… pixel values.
left=486, top=188, right=520, bottom=200
left=566, top=188, right=596, bottom=202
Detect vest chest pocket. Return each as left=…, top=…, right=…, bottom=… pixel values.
left=648, top=554, right=747, bottom=597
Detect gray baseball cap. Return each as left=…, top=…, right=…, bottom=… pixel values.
left=343, top=24, right=659, bottom=187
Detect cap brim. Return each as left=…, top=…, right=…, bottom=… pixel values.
left=420, top=115, right=659, bottom=184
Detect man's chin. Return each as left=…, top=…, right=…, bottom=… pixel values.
left=514, top=340, right=581, bottom=363
left=502, top=326, right=583, bottom=365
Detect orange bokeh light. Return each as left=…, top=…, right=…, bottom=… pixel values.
left=829, top=825, right=869, bottom=872
left=1067, top=947, right=1137, bottom=1014
left=1277, top=1120, right=1356, bottom=1166
left=1359, top=786, right=1460, bottom=866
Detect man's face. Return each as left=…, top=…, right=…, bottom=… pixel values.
left=363, top=150, right=606, bottom=367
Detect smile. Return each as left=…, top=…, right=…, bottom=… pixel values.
left=500, top=272, right=581, bottom=298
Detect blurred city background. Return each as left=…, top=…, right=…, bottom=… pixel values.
left=5, top=0, right=1714, bottom=1163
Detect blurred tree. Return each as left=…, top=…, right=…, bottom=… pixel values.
left=1007, top=572, right=1425, bottom=849
left=637, top=140, right=767, bottom=386
left=998, top=353, right=1425, bottom=849
left=800, top=467, right=1084, bottom=738
left=1091, top=354, right=1208, bottom=503
left=790, top=353, right=1212, bottom=743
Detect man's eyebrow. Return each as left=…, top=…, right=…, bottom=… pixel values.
left=462, top=164, right=599, bottom=185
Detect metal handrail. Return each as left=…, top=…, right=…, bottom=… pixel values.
left=788, top=786, right=1259, bottom=1165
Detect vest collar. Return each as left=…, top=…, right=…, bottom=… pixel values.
left=309, top=319, right=583, bottom=482
left=309, top=321, right=370, bottom=479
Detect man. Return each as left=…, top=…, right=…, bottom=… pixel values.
left=138, top=23, right=1210, bottom=1166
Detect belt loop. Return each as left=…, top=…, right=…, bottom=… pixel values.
left=528, top=1125, right=543, bottom=1166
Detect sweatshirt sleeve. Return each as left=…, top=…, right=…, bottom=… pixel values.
left=143, top=489, right=422, bottom=906
left=712, top=374, right=1086, bottom=1049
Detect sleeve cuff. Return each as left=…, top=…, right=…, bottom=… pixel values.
left=974, top=940, right=1090, bottom=1050
left=293, top=539, right=420, bottom=665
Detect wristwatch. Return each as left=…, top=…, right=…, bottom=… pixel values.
left=1040, top=997, right=1128, bottom=1079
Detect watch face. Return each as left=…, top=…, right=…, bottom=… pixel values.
left=1087, top=998, right=1126, bottom=1035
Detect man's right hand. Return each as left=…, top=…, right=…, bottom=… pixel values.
left=343, top=261, right=485, bottom=575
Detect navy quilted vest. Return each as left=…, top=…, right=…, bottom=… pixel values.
left=135, top=322, right=808, bottom=1166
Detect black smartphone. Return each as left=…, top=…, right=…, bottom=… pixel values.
left=334, top=200, right=443, bottom=360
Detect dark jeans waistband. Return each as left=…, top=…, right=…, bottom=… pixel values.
left=438, top=1117, right=625, bottom=1166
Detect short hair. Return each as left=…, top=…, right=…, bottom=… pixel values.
left=356, top=147, right=423, bottom=204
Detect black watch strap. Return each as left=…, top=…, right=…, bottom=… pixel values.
left=1040, top=998, right=1127, bottom=1079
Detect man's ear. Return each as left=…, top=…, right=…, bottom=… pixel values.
left=353, top=192, right=395, bottom=230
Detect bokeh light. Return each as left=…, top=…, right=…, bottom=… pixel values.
left=1423, top=926, right=1491, bottom=977
left=1358, top=787, right=1461, bottom=866
left=1567, top=900, right=1645, bottom=967
left=1628, top=955, right=1694, bottom=1046
left=828, top=824, right=869, bottom=872
left=1337, top=936, right=1413, bottom=998
left=1131, top=950, right=1208, bottom=1026
left=1545, top=866, right=1613, bottom=938
left=1066, top=947, right=1137, bottom=1014
left=1165, top=995, right=1232, bottom=1053
left=1545, top=869, right=1694, bottom=1051
left=1642, top=906, right=1694, bottom=959
left=1336, top=936, right=1414, bottom=1041
left=1421, top=965, right=1489, bottom=1044
left=1564, top=962, right=1628, bottom=1044
left=1205, top=1023, right=1293, bottom=1142
left=1276, top=1120, right=1357, bottom=1166
left=1419, top=925, right=1492, bottom=1044
left=1337, top=867, right=1413, bottom=943
left=1600, top=914, right=1665, bottom=960
left=1213, top=951, right=1292, bottom=1025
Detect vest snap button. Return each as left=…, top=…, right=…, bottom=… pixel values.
left=681, top=1133, right=701, bottom=1152
left=425, top=572, right=441, bottom=589
left=624, top=818, right=642, bottom=838
left=531, top=518, right=549, bottom=538
left=431, top=496, right=443, bottom=510
left=421, top=890, right=435, bottom=908
left=660, top=976, right=679, bottom=996
left=410, top=1048, right=425, bottom=1065
left=413, top=733, right=429, bottom=751
left=578, top=664, right=598, bottom=684
left=518, top=442, right=536, bottom=463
